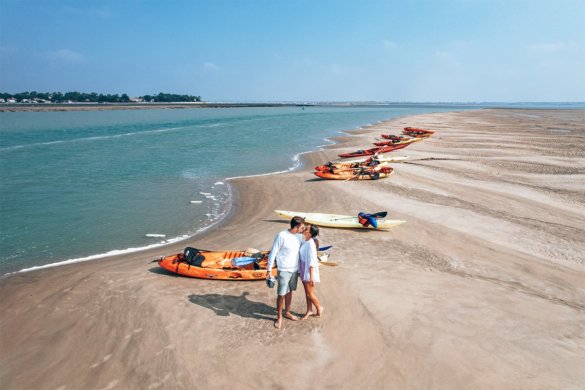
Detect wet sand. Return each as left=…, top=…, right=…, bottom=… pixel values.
left=1, top=109, right=584, bottom=389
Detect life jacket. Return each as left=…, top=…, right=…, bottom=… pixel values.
left=357, top=212, right=378, bottom=228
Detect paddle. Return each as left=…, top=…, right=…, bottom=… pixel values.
left=318, top=252, right=338, bottom=266
left=231, top=256, right=257, bottom=267
left=319, top=245, right=333, bottom=251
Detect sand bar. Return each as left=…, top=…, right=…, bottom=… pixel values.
left=1, top=109, right=584, bottom=389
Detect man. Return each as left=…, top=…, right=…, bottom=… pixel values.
left=266, top=216, right=305, bottom=329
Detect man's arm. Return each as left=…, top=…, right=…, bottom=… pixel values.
left=266, top=233, right=282, bottom=275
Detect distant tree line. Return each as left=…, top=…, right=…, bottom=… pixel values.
left=142, top=93, right=202, bottom=103
left=0, top=91, right=202, bottom=103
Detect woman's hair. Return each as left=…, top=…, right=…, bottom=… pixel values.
left=309, top=224, right=319, bottom=250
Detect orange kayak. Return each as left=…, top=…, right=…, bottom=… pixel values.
left=158, top=249, right=277, bottom=280
left=314, top=166, right=394, bottom=180
left=314, top=160, right=391, bottom=172
left=402, top=127, right=434, bottom=137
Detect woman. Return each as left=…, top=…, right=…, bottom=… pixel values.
left=299, top=224, right=323, bottom=319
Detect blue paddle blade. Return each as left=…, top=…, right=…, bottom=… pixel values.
left=231, top=256, right=256, bottom=267
left=319, top=245, right=333, bottom=251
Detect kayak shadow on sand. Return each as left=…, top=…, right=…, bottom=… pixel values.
left=188, top=292, right=274, bottom=321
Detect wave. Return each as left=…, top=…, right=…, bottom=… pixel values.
left=8, top=236, right=190, bottom=275
left=0, top=125, right=191, bottom=152
left=225, top=148, right=315, bottom=181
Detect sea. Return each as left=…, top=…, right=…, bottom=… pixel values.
left=1, top=103, right=581, bottom=275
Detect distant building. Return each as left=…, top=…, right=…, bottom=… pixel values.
left=129, top=97, right=144, bottom=103
left=0, top=98, right=5, bottom=103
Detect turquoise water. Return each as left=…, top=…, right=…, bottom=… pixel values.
left=0, top=105, right=474, bottom=274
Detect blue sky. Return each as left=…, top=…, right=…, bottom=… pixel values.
left=1, top=0, right=584, bottom=102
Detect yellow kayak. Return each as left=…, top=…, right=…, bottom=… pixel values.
left=274, top=210, right=406, bottom=229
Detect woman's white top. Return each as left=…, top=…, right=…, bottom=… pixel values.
left=299, top=238, right=320, bottom=282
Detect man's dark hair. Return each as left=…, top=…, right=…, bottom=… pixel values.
left=290, top=216, right=305, bottom=229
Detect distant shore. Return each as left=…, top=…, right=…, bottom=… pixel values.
left=0, top=102, right=306, bottom=112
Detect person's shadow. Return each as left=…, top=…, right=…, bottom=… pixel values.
left=188, top=291, right=274, bottom=321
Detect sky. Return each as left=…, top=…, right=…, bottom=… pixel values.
left=1, top=0, right=584, bottom=102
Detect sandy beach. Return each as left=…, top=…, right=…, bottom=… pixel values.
left=1, top=109, right=584, bottom=389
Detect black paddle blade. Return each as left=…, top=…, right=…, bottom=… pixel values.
left=372, top=211, right=388, bottom=218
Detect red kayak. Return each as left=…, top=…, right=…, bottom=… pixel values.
left=338, top=143, right=409, bottom=158
left=403, top=127, right=434, bottom=137
left=380, top=134, right=408, bottom=141
left=373, top=137, right=422, bottom=147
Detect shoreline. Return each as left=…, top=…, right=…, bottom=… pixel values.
left=1, top=108, right=584, bottom=389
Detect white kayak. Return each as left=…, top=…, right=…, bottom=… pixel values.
left=335, top=155, right=409, bottom=164
left=274, top=210, right=406, bottom=229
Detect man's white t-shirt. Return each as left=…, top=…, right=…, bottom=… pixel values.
left=267, top=230, right=303, bottom=273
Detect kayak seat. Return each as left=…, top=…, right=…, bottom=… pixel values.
left=183, top=247, right=205, bottom=267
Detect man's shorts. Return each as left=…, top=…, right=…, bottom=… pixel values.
left=277, top=271, right=298, bottom=296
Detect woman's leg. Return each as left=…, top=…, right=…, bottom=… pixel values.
left=301, top=281, right=314, bottom=319
left=306, top=283, right=322, bottom=317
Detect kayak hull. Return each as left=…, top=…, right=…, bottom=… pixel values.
left=334, top=155, right=408, bottom=164
left=403, top=127, right=434, bottom=137
left=314, top=169, right=393, bottom=180
left=158, top=250, right=276, bottom=280
left=314, top=161, right=392, bottom=172
left=373, top=137, right=422, bottom=147
left=274, top=210, right=406, bottom=229
left=338, top=143, right=409, bottom=158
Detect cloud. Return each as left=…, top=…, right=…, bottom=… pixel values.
left=203, top=62, right=220, bottom=71
left=527, top=41, right=574, bottom=53
left=46, top=49, right=85, bottom=63
left=89, top=6, right=115, bottom=18
left=383, top=40, right=398, bottom=49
